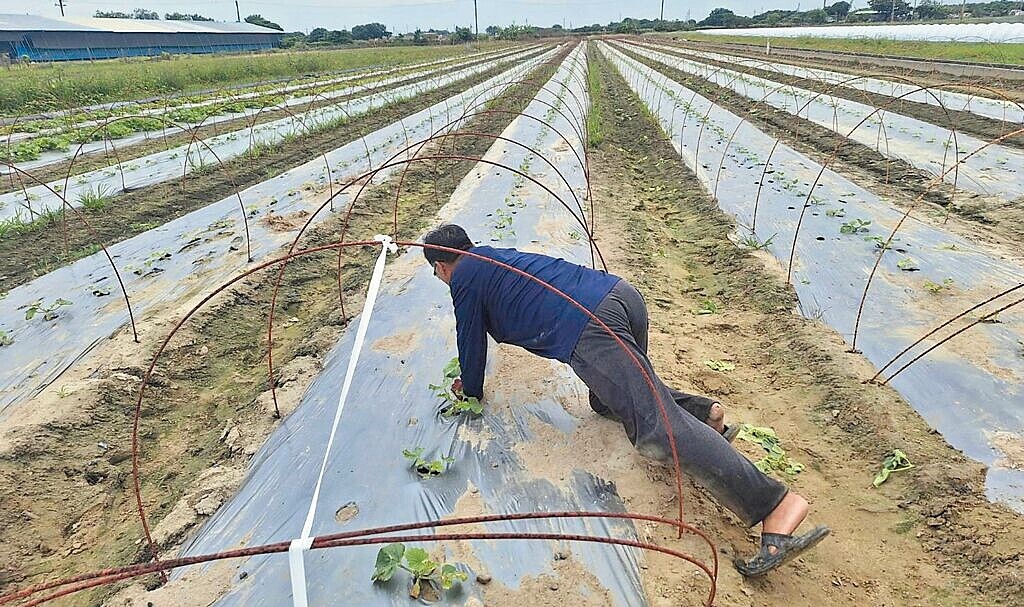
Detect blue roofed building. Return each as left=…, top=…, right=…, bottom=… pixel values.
left=0, top=14, right=285, bottom=61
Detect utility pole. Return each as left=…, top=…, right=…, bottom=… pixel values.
left=660, top=0, right=665, bottom=21
left=55, top=0, right=66, bottom=17
left=474, top=0, right=479, bottom=37
left=235, top=1, right=241, bottom=23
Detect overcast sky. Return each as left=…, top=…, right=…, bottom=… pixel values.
left=0, top=1, right=845, bottom=34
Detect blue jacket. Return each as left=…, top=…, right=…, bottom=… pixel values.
left=449, top=246, right=620, bottom=398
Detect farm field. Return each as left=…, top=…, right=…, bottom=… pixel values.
left=0, top=43, right=500, bottom=115
left=0, top=36, right=1021, bottom=607
left=669, top=31, right=1024, bottom=65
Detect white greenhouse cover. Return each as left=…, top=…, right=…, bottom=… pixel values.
left=696, top=23, right=1024, bottom=43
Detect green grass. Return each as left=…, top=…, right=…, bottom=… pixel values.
left=77, top=184, right=115, bottom=211
left=586, top=62, right=604, bottom=148
left=652, top=32, right=1024, bottom=66
left=0, top=44, right=501, bottom=117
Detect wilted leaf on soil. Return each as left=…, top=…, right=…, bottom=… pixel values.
left=873, top=449, right=914, bottom=487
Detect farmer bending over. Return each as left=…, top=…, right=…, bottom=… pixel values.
left=423, top=224, right=829, bottom=576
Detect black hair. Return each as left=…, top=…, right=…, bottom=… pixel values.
left=423, top=224, right=474, bottom=265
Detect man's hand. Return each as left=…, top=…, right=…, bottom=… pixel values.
left=451, top=378, right=464, bottom=396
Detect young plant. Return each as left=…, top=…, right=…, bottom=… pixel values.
left=23, top=297, right=73, bottom=321
left=739, top=232, right=775, bottom=251
left=840, top=218, right=871, bottom=234
left=75, top=183, right=114, bottom=211
left=923, top=278, right=954, bottom=294
left=873, top=449, right=914, bottom=487
left=402, top=447, right=454, bottom=478
left=0, top=329, right=13, bottom=347
left=429, top=357, right=483, bottom=417
left=735, top=424, right=804, bottom=476
left=692, top=299, right=719, bottom=315
left=896, top=258, right=919, bottom=272
left=371, top=543, right=468, bottom=601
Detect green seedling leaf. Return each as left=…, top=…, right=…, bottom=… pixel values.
left=873, top=449, right=914, bottom=487
left=402, top=447, right=424, bottom=461
left=704, top=359, right=735, bottom=372
left=896, top=258, right=919, bottom=272
left=923, top=278, right=955, bottom=294
left=692, top=299, right=719, bottom=315
left=442, top=357, right=461, bottom=379
left=840, top=219, right=871, bottom=234
left=403, top=448, right=453, bottom=478
left=0, top=330, right=13, bottom=347
left=446, top=396, right=483, bottom=416
left=403, top=548, right=436, bottom=577
left=825, top=208, right=845, bottom=218
left=371, top=543, right=405, bottom=583
left=439, top=564, right=468, bottom=590
left=736, top=424, right=804, bottom=476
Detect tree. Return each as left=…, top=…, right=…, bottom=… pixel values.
left=351, top=22, right=391, bottom=40
left=280, top=33, right=307, bottom=48
left=245, top=14, right=284, bottom=31
left=165, top=12, right=214, bottom=21
left=132, top=8, right=159, bottom=20
left=454, top=26, right=474, bottom=42
left=868, top=0, right=912, bottom=21
left=698, top=8, right=752, bottom=28
left=799, top=8, right=829, bottom=23
left=614, top=18, right=641, bottom=34
left=497, top=24, right=534, bottom=40
left=307, top=28, right=330, bottom=43
left=485, top=25, right=501, bottom=36
left=94, top=11, right=131, bottom=18
left=914, top=0, right=949, bottom=20
left=826, top=1, right=852, bottom=19
left=413, top=29, right=426, bottom=43
left=327, top=30, right=353, bottom=44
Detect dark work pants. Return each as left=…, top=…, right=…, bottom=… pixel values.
left=569, top=280, right=788, bottom=527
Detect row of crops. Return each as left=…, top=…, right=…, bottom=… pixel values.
left=601, top=39, right=1023, bottom=511
left=0, top=46, right=536, bottom=174
left=1, top=36, right=1021, bottom=606
left=0, top=45, right=542, bottom=224
left=0, top=44, right=560, bottom=413
left=0, top=41, right=719, bottom=607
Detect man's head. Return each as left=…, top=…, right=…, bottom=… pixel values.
left=423, top=224, right=473, bottom=285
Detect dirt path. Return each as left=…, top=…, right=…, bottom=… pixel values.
left=583, top=44, right=1023, bottom=607
left=0, top=51, right=569, bottom=607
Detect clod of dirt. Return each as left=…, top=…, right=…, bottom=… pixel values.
left=334, top=501, right=359, bottom=525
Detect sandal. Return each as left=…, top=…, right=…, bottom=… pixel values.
left=733, top=525, right=830, bottom=577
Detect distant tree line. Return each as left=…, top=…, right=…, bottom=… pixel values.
left=91, top=9, right=284, bottom=31
left=280, top=23, right=392, bottom=48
